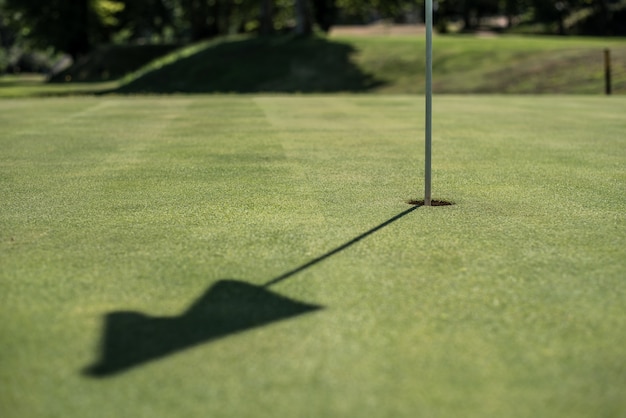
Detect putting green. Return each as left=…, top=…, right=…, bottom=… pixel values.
left=1, top=95, right=625, bottom=417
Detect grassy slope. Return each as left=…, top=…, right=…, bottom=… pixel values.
left=1, top=95, right=625, bottom=417
left=1, top=35, right=625, bottom=97
left=118, top=34, right=626, bottom=94
left=349, top=35, right=626, bottom=93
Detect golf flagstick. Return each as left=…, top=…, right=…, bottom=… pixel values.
left=424, top=0, right=433, bottom=206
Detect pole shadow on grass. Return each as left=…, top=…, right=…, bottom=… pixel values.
left=84, top=204, right=420, bottom=377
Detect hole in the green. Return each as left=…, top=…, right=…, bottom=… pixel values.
left=406, top=199, right=454, bottom=206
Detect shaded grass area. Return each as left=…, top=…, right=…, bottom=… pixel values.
left=49, top=44, right=181, bottom=83
left=116, top=36, right=383, bottom=93
left=0, top=95, right=625, bottom=417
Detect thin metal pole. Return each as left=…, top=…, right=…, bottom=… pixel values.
left=424, top=0, right=433, bottom=206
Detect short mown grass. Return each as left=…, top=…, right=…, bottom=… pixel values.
left=1, top=95, right=625, bottom=417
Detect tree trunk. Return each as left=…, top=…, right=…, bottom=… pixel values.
left=505, top=0, right=516, bottom=28
left=185, top=0, right=211, bottom=40
left=462, top=2, right=472, bottom=31
left=66, top=0, right=91, bottom=59
left=260, top=0, right=274, bottom=36
left=294, top=0, right=312, bottom=36
left=311, top=0, right=336, bottom=33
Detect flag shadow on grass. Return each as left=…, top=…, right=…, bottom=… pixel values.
left=84, top=204, right=420, bottom=378
left=84, top=280, right=321, bottom=377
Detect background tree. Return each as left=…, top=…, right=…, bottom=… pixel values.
left=259, top=0, right=274, bottom=35
left=501, top=0, right=530, bottom=28
left=530, top=0, right=568, bottom=34
left=312, top=0, right=338, bottom=32
left=294, top=0, right=313, bottom=35
left=1, top=0, right=624, bottom=65
left=112, top=0, right=176, bottom=42
left=436, top=0, right=501, bottom=30
left=1, top=0, right=126, bottom=59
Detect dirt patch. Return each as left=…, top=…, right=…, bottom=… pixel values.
left=330, top=23, right=426, bottom=37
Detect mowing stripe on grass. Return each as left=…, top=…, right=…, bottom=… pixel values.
left=1, top=95, right=624, bottom=418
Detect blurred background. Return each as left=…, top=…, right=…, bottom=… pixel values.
left=0, top=0, right=624, bottom=93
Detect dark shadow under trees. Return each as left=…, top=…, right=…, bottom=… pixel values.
left=114, top=36, right=384, bottom=94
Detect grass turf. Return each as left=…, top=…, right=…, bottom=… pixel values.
left=1, top=95, right=625, bottom=417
